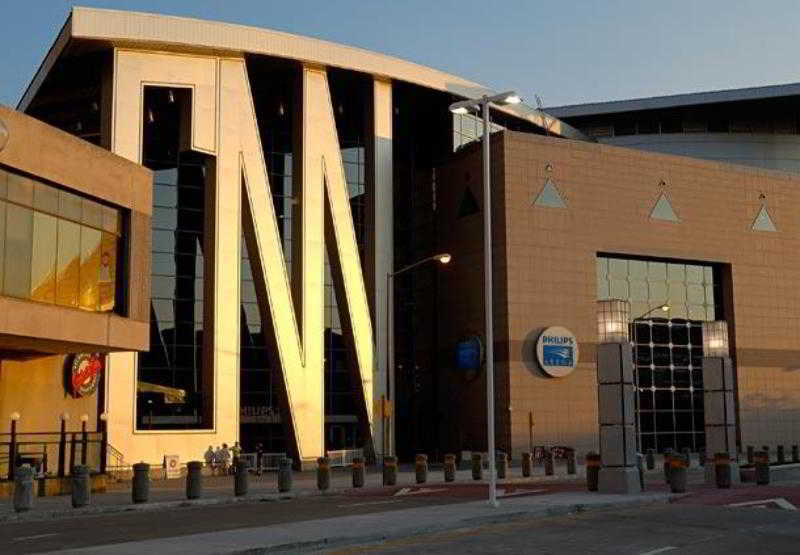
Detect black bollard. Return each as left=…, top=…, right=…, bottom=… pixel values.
left=663, top=449, right=673, bottom=484
left=747, top=445, right=754, bottom=464
left=443, top=454, right=456, bottom=483
left=352, top=457, right=365, bottom=488
left=645, top=449, right=655, bottom=471
left=71, top=464, right=90, bottom=508
left=132, top=462, right=150, bottom=504
left=383, top=456, right=397, bottom=486
left=278, top=457, right=293, bottom=493
left=186, top=461, right=203, bottom=499
left=567, top=450, right=577, bottom=475
left=235, top=459, right=249, bottom=496
left=496, top=453, right=507, bottom=480
left=636, top=454, right=645, bottom=491
left=669, top=455, right=688, bottom=493
left=754, top=451, right=770, bottom=485
left=544, top=451, right=554, bottom=476
left=317, top=456, right=330, bottom=491
left=586, top=452, right=600, bottom=492
left=793, top=445, right=799, bottom=464
left=415, top=454, right=428, bottom=484
left=522, top=452, right=532, bottom=477
left=714, top=453, right=731, bottom=489
left=471, top=453, right=483, bottom=480
left=777, top=445, right=785, bottom=465
left=13, top=465, right=34, bottom=512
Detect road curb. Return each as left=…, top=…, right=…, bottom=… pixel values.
left=226, top=494, right=678, bottom=554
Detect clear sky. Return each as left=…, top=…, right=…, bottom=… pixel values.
left=2, top=1, right=800, bottom=109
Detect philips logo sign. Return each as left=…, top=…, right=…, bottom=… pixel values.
left=536, top=327, right=579, bottom=378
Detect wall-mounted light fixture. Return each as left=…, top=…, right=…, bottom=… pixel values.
left=703, top=320, right=729, bottom=358
left=597, top=299, right=630, bottom=344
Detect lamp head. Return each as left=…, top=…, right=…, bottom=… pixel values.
left=80, top=414, right=89, bottom=422
left=99, top=412, right=108, bottom=421
left=61, top=412, right=70, bottom=421
left=450, top=105, right=469, bottom=115
left=10, top=412, right=20, bottom=421
left=660, top=304, right=670, bottom=312
left=434, top=253, right=452, bottom=264
left=502, top=93, right=522, bottom=105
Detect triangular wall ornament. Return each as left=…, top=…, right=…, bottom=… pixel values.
left=650, top=193, right=679, bottom=222
left=751, top=204, right=777, bottom=232
left=457, top=186, right=480, bottom=218
left=533, top=178, right=567, bottom=208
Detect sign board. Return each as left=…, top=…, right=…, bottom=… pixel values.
left=535, top=327, right=578, bottom=378
left=456, top=336, right=483, bottom=370
left=165, top=455, right=181, bottom=479
left=67, top=353, right=104, bottom=398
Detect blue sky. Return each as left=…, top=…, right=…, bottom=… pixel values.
left=2, top=1, right=800, bottom=108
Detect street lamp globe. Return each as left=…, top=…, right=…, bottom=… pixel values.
left=434, top=253, right=452, bottom=264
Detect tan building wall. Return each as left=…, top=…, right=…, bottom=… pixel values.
left=438, top=130, right=800, bottom=457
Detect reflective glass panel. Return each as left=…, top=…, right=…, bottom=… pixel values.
left=0, top=200, right=4, bottom=290
left=79, top=226, right=102, bottom=310
left=55, top=219, right=81, bottom=307
left=3, top=204, right=32, bottom=298
left=30, top=212, right=57, bottom=303
left=98, top=232, right=117, bottom=311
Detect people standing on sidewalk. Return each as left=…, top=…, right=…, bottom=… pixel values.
left=212, top=445, right=223, bottom=476
left=204, top=445, right=214, bottom=470
left=255, top=443, right=264, bottom=476
left=220, top=443, right=232, bottom=475
left=232, top=441, right=242, bottom=470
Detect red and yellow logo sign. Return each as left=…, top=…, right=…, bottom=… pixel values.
left=69, top=353, right=104, bottom=398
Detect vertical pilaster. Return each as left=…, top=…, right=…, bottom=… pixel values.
left=597, top=342, right=641, bottom=494
left=373, top=78, right=393, bottom=457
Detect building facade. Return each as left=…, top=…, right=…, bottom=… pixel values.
left=14, top=7, right=800, bottom=469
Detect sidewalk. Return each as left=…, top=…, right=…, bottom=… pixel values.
left=46, top=489, right=675, bottom=554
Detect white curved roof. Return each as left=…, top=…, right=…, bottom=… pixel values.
left=20, top=6, right=586, bottom=141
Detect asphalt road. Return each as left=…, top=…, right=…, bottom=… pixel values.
left=333, top=503, right=800, bottom=554
left=2, top=486, right=497, bottom=554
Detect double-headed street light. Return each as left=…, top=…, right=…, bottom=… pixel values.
left=386, top=253, right=452, bottom=461
left=449, top=90, right=521, bottom=508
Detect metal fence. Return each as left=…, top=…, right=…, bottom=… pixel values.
left=241, top=452, right=286, bottom=473
left=327, top=448, right=363, bottom=468
left=0, top=430, right=106, bottom=480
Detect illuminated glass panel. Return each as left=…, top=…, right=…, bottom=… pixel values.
left=79, top=226, right=102, bottom=311
left=30, top=212, right=57, bottom=303
left=55, top=219, right=81, bottom=307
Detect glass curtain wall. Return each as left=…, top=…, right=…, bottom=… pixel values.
left=137, top=87, right=211, bottom=430
left=0, top=167, right=121, bottom=312
left=597, top=255, right=721, bottom=452
left=242, top=58, right=297, bottom=452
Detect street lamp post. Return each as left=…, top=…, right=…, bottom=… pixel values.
left=386, top=253, right=452, bottom=462
left=449, top=91, right=521, bottom=508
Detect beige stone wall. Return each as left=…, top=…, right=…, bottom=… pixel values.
left=438, top=130, right=800, bottom=457
left=502, top=131, right=800, bottom=456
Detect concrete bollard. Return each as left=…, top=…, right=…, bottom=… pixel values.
left=415, top=454, right=428, bottom=484
left=567, top=450, right=577, bottom=475
left=383, top=456, right=398, bottom=486
left=669, top=455, right=688, bottom=493
left=586, top=452, right=600, bottom=492
left=747, top=445, right=754, bottom=464
left=317, top=457, right=330, bottom=491
left=235, top=459, right=249, bottom=496
left=132, top=462, right=150, bottom=504
left=793, top=445, right=799, bottom=463
left=71, top=464, right=90, bottom=508
left=544, top=451, right=554, bottom=476
left=443, top=454, right=456, bottom=483
left=13, top=465, right=34, bottom=513
left=521, top=452, right=532, bottom=478
left=754, top=451, right=770, bottom=485
left=471, top=453, right=483, bottom=480
left=663, top=449, right=673, bottom=484
left=496, top=453, right=507, bottom=480
left=636, top=454, right=645, bottom=491
left=777, top=445, right=785, bottom=465
left=278, top=457, right=293, bottom=493
left=352, top=457, right=365, bottom=488
left=186, top=460, right=203, bottom=499
left=645, top=449, right=655, bottom=470
left=714, top=453, right=731, bottom=489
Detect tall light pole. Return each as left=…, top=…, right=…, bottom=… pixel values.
left=386, top=253, right=452, bottom=461
left=449, top=91, right=521, bottom=508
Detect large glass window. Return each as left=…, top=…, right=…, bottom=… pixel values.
left=597, top=255, right=721, bottom=453
left=137, top=86, right=211, bottom=430
left=0, top=167, right=121, bottom=311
